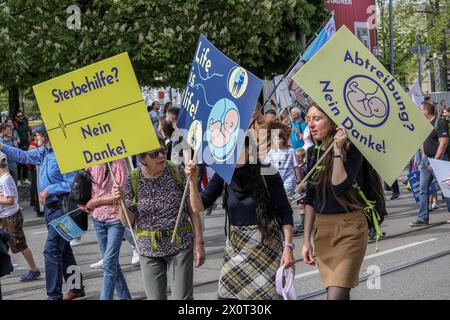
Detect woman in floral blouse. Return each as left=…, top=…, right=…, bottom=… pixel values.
left=113, top=139, right=205, bottom=300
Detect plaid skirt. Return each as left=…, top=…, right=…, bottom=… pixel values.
left=218, top=223, right=283, bottom=300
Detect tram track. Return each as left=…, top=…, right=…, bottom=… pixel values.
left=298, top=249, right=450, bottom=300
left=3, top=217, right=448, bottom=298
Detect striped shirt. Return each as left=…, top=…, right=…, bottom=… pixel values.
left=265, top=148, right=299, bottom=189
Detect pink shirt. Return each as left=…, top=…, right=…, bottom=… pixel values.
left=87, top=159, right=127, bottom=222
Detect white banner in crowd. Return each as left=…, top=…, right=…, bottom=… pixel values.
left=408, top=78, right=424, bottom=107
left=274, top=75, right=293, bottom=109
left=429, top=158, right=450, bottom=198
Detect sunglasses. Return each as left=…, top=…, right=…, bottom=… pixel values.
left=144, top=147, right=168, bottom=159
left=16, top=115, right=24, bottom=119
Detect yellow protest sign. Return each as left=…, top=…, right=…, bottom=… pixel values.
left=33, top=52, right=159, bottom=173
left=293, top=26, right=433, bottom=185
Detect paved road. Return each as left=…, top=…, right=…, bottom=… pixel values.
left=2, top=183, right=450, bottom=300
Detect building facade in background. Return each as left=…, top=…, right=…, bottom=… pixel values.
left=325, top=0, right=376, bottom=52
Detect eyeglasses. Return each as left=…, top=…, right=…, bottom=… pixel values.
left=144, top=147, right=168, bottom=159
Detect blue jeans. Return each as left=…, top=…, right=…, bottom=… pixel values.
left=92, top=217, right=131, bottom=300
left=418, top=156, right=450, bottom=222
left=44, top=203, right=84, bottom=300
left=418, top=156, right=438, bottom=222
left=123, top=227, right=135, bottom=250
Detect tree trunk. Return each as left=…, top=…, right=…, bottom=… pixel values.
left=8, top=86, right=20, bottom=119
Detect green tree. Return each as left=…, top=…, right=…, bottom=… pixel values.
left=376, top=0, right=449, bottom=89
left=376, top=0, right=422, bottom=85
left=425, top=0, right=449, bottom=91
left=0, top=0, right=327, bottom=116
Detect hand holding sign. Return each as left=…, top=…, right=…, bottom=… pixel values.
left=185, top=160, right=199, bottom=182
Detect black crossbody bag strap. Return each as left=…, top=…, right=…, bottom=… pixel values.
left=222, top=182, right=231, bottom=239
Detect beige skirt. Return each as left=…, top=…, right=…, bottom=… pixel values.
left=313, top=210, right=368, bottom=289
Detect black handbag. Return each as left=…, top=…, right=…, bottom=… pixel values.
left=61, top=194, right=88, bottom=231
left=68, top=170, right=93, bottom=205
left=44, top=158, right=90, bottom=232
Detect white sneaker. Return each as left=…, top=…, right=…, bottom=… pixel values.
left=17, top=180, right=22, bottom=187
left=24, top=179, right=31, bottom=185
left=131, top=250, right=140, bottom=265
left=431, top=203, right=440, bottom=211
left=90, top=259, right=103, bottom=269
left=70, top=238, right=82, bottom=247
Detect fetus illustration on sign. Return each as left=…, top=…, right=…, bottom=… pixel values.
left=343, top=75, right=390, bottom=127
left=207, top=98, right=240, bottom=162
left=346, top=80, right=387, bottom=118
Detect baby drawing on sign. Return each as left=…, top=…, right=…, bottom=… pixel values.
left=347, top=81, right=387, bottom=118
left=209, top=108, right=239, bottom=148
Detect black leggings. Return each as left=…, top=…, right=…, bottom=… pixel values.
left=327, top=287, right=351, bottom=300
left=17, top=163, right=28, bottom=181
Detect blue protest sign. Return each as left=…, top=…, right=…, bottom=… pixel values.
left=407, top=170, right=439, bottom=203
left=48, top=211, right=86, bottom=242
left=178, top=35, right=263, bottom=183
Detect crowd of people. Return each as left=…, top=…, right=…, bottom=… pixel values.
left=0, top=111, right=43, bottom=296
left=0, top=96, right=449, bottom=301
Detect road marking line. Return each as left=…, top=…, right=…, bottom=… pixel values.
left=31, top=230, right=48, bottom=235
left=364, top=238, right=437, bottom=259
left=295, top=238, right=438, bottom=280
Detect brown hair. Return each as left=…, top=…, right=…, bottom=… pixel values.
left=279, top=108, right=289, bottom=124
left=0, top=123, right=9, bottom=133
left=158, top=117, right=174, bottom=139
left=421, top=101, right=436, bottom=116
left=307, top=103, right=362, bottom=212
left=272, top=128, right=289, bottom=148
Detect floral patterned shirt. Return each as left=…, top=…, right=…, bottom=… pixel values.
left=124, top=163, right=193, bottom=258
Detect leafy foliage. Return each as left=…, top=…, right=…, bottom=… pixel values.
left=0, top=0, right=327, bottom=114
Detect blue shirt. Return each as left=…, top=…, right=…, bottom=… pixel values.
left=0, top=138, right=17, bottom=169
left=149, top=110, right=159, bottom=132
left=1, top=144, right=75, bottom=204
left=291, top=119, right=307, bottom=150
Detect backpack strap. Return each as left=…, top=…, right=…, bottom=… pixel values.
left=222, top=182, right=230, bottom=238
left=352, top=180, right=383, bottom=249
left=310, top=143, right=325, bottom=180
left=167, top=160, right=183, bottom=191
left=130, top=168, right=140, bottom=208
left=433, top=117, right=440, bottom=130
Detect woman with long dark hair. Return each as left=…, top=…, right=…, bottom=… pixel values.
left=185, top=137, right=295, bottom=300
left=301, top=103, right=383, bottom=300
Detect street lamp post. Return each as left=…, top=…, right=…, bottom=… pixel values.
left=389, top=0, right=394, bottom=76
left=416, top=34, right=422, bottom=92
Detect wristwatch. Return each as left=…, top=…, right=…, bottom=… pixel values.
left=285, top=242, right=295, bottom=250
